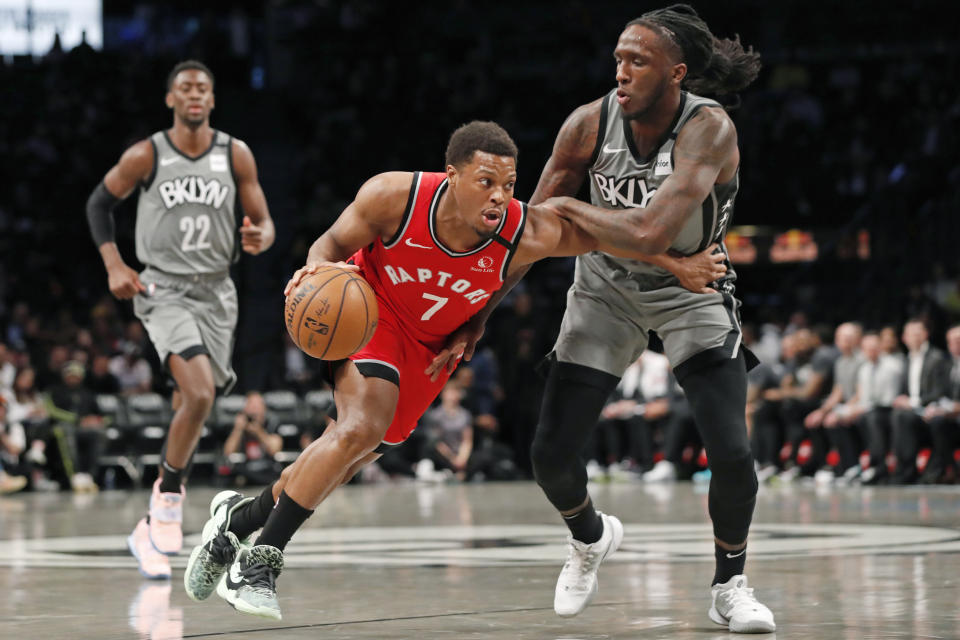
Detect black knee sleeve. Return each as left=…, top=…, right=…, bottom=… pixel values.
left=708, top=453, right=758, bottom=544
left=531, top=360, right=619, bottom=512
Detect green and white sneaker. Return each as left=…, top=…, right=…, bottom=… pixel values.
left=217, top=544, right=284, bottom=620
left=183, top=490, right=253, bottom=602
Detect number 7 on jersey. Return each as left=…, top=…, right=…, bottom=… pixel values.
left=420, top=293, right=448, bottom=321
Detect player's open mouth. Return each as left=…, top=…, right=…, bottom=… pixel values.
left=481, top=210, right=501, bottom=227
left=616, top=89, right=630, bottom=105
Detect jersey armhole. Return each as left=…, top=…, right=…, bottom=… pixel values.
left=384, top=171, right=421, bottom=249
left=499, top=202, right=528, bottom=281
left=586, top=93, right=611, bottom=167
left=141, top=137, right=158, bottom=191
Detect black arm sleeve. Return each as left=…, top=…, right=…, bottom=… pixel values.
left=86, top=181, right=122, bottom=247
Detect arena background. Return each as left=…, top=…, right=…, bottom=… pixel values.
left=1, top=0, right=958, bottom=470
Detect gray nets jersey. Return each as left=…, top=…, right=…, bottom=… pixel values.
left=135, top=130, right=239, bottom=275
left=584, top=90, right=739, bottom=293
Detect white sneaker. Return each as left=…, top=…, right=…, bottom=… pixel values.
left=813, top=468, right=835, bottom=485
left=585, top=460, right=604, bottom=482
left=554, top=512, right=623, bottom=617
left=755, top=464, right=777, bottom=485
left=642, top=460, right=677, bottom=483
left=709, top=575, right=776, bottom=633
left=836, top=465, right=862, bottom=486
left=774, top=466, right=800, bottom=485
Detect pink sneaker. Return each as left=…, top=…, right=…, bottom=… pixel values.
left=148, top=478, right=184, bottom=555
left=127, top=517, right=172, bottom=579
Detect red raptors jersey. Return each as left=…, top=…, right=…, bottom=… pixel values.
left=351, top=171, right=527, bottom=349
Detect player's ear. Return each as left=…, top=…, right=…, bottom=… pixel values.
left=446, top=164, right=458, bottom=186
left=165, top=91, right=174, bottom=109
left=671, top=62, right=687, bottom=86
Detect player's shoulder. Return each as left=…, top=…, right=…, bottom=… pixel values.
left=358, top=171, right=416, bottom=200
left=682, top=104, right=737, bottom=144
left=552, top=95, right=609, bottom=162
left=559, top=97, right=606, bottom=141
left=353, top=172, right=417, bottom=220
left=116, top=138, right=156, bottom=176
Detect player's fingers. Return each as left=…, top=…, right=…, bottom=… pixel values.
left=699, top=287, right=718, bottom=294
left=242, top=215, right=252, bottom=227
left=336, top=262, right=360, bottom=272
left=134, top=276, right=147, bottom=292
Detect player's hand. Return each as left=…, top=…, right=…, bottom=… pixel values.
left=670, top=244, right=726, bottom=293
left=425, top=318, right=485, bottom=381
left=107, top=263, right=146, bottom=300
left=804, top=408, right=825, bottom=429
left=283, top=260, right=359, bottom=297
left=240, top=216, right=267, bottom=255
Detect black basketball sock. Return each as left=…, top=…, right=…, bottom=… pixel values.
left=228, top=482, right=277, bottom=541
left=158, top=459, right=183, bottom=494
left=255, top=490, right=314, bottom=552
left=713, top=543, right=747, bottom=585
left=562, top=498, right=604, bottom=544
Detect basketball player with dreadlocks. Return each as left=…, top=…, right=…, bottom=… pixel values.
left=526, top=5, right=773, bottom=632
left=85, top=60, right=275, bottom=579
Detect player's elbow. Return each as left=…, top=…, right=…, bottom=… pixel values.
left=626, top=226, right=670, bottom=255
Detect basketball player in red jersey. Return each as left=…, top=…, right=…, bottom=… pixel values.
left=183, top=121, right=724, bottom=619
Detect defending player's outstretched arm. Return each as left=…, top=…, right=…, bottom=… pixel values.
left=283, top=172, right=412, bottom=296
left=548, top=106, right=739, bottom=255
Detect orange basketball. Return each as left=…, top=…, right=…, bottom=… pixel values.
left=284, top=265, right=379, bottom=360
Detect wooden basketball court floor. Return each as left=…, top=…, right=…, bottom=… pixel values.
left=2, top=480, right=959, bottom=639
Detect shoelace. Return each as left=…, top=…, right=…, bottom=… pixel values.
left=723, top=584, right=758, bottom=610
left=241, top=562, right=278, bottom=593
left=563, top=539, right=602, bottom=591
left=207, top=533, right=238, bottom=565
left=151, top=496, right=183, bottom=523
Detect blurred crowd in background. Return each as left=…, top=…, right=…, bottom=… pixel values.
left=2, top=1, right=959, bottom=493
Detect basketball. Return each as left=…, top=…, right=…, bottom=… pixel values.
left=284, top=266, right=379, bottom=360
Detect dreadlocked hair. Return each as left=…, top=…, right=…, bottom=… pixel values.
left=628, top=4, right=760, bottom=98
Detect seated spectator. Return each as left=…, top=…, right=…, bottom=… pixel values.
left=47, top=360, right=105, bottom=492
left=856, top=332, right=903, bottom=484
left=109, top=342, right=153, bottom=395
left=592, top=350, right=673, bottom=477
left=220, top=392, right=283, bottom=486
left=419, top=383, right=476, bottom=481
left=0, top=342, right=15, bottom=395
left=4, top=366, right=49, bottom=428
left=749, top=333, right=796, bottom=482
left=0, top=396, right=28, bottom=494
left=776, top=328, right=837, bottom=480
left=85, top=354, right=120, bottom=394
left=803, top=322, right=864, bottom=482
left=921, top=324, right=960, bottom=483
left=890, top=319, right=950, bottom=484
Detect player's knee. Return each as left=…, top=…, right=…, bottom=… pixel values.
left=182, top=384, right=215, bottom=412
left=530, top=438, right=569, bottom=488
left=330, top=421, right=383, bottom=461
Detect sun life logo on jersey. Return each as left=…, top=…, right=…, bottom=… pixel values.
left=593, top=173, right=656, bottom=208
left=472, top=256, right=495, bottom=273
left=158, top=175, right=231, bottom=210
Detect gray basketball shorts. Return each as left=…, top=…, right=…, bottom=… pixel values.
left=553, top=260, right=753, bottom=382
left=133, top=267, right=238, bottom=393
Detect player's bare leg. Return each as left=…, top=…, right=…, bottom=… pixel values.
left=129, top=353, right=215, bottom=578
left=211, top=363, right=398, bottom=619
